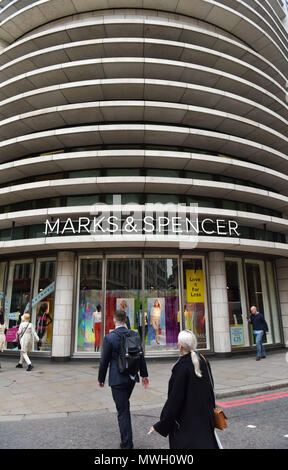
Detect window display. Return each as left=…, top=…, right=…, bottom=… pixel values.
left=5, top=261, right=33, bottom=350
left=32, top=260, right=56, bottom=352
left=183, top=258, right=208, bottom=349
left=106, top=258, right=142, bottom=335
left=145, top=258, right=179, bottom=351
left=77, top=258, right=103, bottom=352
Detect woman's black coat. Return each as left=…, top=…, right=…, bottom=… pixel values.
left=153, top=353, right=219, bottom=449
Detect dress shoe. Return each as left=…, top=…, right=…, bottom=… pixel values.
left=16, top=363, right=23, bottom=368
left=27, top=364, right=34, bottom=371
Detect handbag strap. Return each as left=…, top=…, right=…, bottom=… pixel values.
left=200, top=354, right=215, bottom=399
left=19, top=323, right=30, bottom=339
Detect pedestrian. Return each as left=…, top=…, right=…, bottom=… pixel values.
left=98, top=309, right=150, bottom=449
left=149, top=329, right=220, bottom=449
left=0, top=309, right=8, bottom=369
left=16, top=313, right=39, bottom=371
left=249, top=306, right=269, bottom=361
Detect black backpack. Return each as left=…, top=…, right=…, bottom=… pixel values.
left=114, top=329, right=143, bottom=376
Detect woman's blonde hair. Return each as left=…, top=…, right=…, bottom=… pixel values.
left=178, top=329, right=202, bottom=378
left=23, top=313, right=30, bottom=322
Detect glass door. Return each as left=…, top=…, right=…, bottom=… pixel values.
left=225, top=258, right=249, bottom=348
left=245, top=259, right=272, bottom=345
left=6, top=260, right=34, bottom=350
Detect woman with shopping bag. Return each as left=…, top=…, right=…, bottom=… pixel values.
left=16, top=313, right=39, bottom=371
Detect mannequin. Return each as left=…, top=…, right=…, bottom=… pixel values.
left=92, top=304, right=102, bottom=352
left=150, top=299, right=162, bottom=345
left=36, top=302, right=53, bottom=350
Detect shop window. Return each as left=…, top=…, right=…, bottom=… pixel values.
left=183, top=258, right=208, bottom=349
left=106, top=258, right=142, bottom=337
left=144, top=258, right=179, bottom=351
left=266, top=262, right=281, bottom=344
left=32, top=260, right=56, bottom=352
left=77, top=258, right=103, bottom=352
left=245, top=260, right=272, bottom=345
left=0, top=262, right=7, bottom=311
left=5, top=261, right=33, bottom=350
left=225, top=259, right=249, bottom=348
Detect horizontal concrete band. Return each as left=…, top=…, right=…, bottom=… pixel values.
left=0, top=0, right=287, bottom=75
left=0, top=58, right=287, bottom=114
left=0, top=175, right=287, bottom=212
left=0, top=80, right=286, bottom=136
left=0, top=12, right=284, bottom=86
left=0, top=204, right=286, bottom=233
left=0, top=101, right=287, bottom=153
left=0, top=124, right=288, bottom=174
left=0, top=150, right=288, bottom=195
left=0, top=233, right=286, bottom=257
left=0, top=38, right=284, bottom=100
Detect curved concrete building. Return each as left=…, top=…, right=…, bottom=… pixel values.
left=0, top=0, right=287, bottom=359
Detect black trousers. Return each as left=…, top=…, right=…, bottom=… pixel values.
left=111, top=380, right=135, bottom=449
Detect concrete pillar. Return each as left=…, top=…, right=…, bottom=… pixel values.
left=52, top=252, right=75, bottom=359
left=208, top=251, right=231, bottom=354
left=275, top=258, right=288, bottom=348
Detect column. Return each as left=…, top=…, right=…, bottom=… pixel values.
left=275, top=258, right=288, bottom=347
left=208, top=252, right=231, bottom=355
left=52, top=251, right=75, bottom=360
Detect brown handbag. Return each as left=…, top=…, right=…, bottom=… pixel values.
left=201, top=354, right=228, bottom=430
left=214, top=408, right=228, bottom=430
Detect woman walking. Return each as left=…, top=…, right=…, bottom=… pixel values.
left=16, top=313, right=39, bottom=371
left=0, top=310, right=7, bottom=369
left=150, top=329, right=219, bottom=449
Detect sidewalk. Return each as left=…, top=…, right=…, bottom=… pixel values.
left=0, top=350, right=287, bottom=422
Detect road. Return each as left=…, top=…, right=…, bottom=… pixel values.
left=0, top=388, right=288, bottom=449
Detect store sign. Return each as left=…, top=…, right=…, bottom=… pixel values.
left=44, top=214, right=240, bottom=237
left=230, top=325, right=245, bottom=346
left=186, top=269, right=205, bottom=303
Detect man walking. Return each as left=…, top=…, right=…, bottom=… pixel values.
left=98, top=309, right=149, bottom=449
left=249, top=306, right=269, bottom=361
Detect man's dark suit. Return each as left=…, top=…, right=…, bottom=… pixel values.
left=98, top=326, right=148, bottom=449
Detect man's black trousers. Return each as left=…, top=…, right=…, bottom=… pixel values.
left=111, top=379, right=135, bottom=449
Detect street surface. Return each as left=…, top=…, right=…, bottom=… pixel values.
left=0, top=388, right=288, bottom=449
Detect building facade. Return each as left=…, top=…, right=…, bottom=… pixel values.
left=0, top=0, right=287, bottom=359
